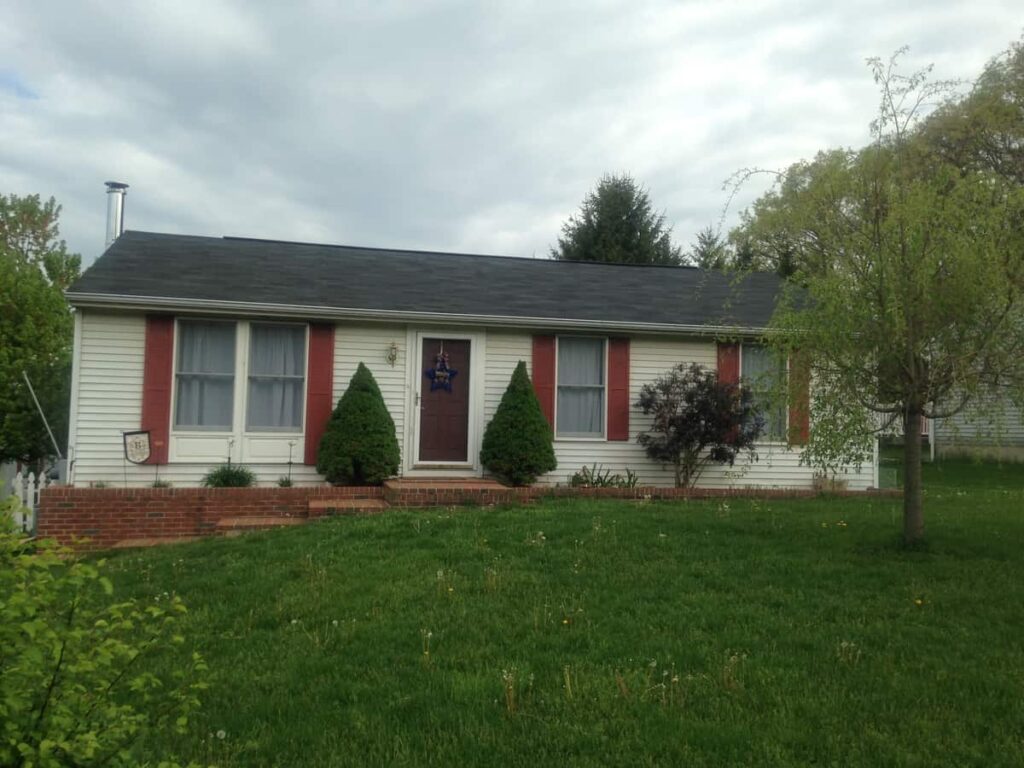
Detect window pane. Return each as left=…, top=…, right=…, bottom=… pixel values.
left=175, top=321, right=235, bottom=429
left=177, top=321, right=235, bottom=375
left=247, top=324, right=306, bottom=430
left=247, top=379, right=305, bottom=430
left=557, top=387, right=604, bottom=436
left=558, top=338, right=604, bottom=386
left=250, top=324, right=306, bottom=376
left=742, top=344, right=786, bottom=441
left=556, top=338, right=605, bottom=436
left=175, top=376, right=234, bottom=429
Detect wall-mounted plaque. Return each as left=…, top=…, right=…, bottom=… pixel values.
left=123, top=430, right=152, bottom=464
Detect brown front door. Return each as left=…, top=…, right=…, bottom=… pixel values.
left=418, top=338, right=471, bottom=462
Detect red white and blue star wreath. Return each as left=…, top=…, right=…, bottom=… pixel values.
left=425, top=350, right=458, bottom=392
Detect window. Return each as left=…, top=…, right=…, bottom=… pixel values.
left=556, top=337, right=605, bottom=438
left=175, top=320, right=236, bottom=429
left=247, top=323, right=306, bottom=431
left=742, top=343, right=787, bottom=441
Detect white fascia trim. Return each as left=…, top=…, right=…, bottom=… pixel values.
left=65, top=292, right=770, bottom=337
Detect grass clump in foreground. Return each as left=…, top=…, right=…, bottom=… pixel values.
left=104, top=484, right=1024, bottom=767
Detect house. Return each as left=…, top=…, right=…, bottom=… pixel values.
left=64, top=230, right=879, bottom=490
left=933, top=393, right=1024, bottom=461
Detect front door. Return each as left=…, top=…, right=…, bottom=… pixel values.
left=418, top=338, right=471, bottom=463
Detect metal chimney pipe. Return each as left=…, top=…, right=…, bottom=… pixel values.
left=104, top=181, right=129, bottom=249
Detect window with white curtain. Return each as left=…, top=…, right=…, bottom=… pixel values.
left=174, top=321, right=236, bottom=429
left=246, top=323, right=306, bottom=431
left=742, top=343, right=787, bottom=441
left=556, top=337, right=605, bottom=438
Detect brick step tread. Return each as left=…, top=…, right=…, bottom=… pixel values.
left=307, top=499, right=387, bottom=512
left=384, top=478, right=509, bottom=491
left=216, top=516, right=308, bottom=529
left=112, top=536, right=202, bottom=549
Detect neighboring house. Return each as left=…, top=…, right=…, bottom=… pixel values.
left=64, top=231, right=878, bottom=489
left=933, top=391, right=1024, bottom=461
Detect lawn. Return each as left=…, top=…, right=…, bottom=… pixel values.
left=105, top=479, right=1024, bottom=767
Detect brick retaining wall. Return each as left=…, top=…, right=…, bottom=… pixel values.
left=37, top=486, right=384, bottom=549
left=37, top=483, right=899, bottom=550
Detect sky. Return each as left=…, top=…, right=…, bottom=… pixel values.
left=1, top=1, right=1020, bottom=267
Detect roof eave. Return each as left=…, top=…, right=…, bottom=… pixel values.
left=64, top=291, right=770, bottom=337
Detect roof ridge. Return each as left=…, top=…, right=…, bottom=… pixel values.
left=124, top=231, right=706, bottom=272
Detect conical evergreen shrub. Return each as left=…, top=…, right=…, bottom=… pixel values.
left=317, top=363, right=400, bottom=485
left=480, top=361, right=557, bottom=486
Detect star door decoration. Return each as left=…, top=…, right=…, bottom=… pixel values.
left=425, top=351, right=458, bottom=392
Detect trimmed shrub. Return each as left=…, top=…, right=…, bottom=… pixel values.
left=317, top=363, right=400, bottom=485
left=636, top=362, right=764, bottom=488
left=480, top=361, right=557, bottom=486
left=201, top=464, right=256, bottom=487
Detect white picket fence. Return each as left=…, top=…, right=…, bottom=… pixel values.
left=6, top=471, right=51, bottom=534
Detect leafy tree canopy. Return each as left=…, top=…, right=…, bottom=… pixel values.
left=551, top=174, right=684, bottom=265
left=0, top=194, right=80, bottom=467
left=750, top=45, right=1024, bottom=544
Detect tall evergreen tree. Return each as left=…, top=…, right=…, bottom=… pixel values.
left=551, top=174, right=684, bottom=265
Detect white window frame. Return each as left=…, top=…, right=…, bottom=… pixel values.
left=169, top=319, right=309, bottom=464
left=554, top=335, right=608, bottom=441
left=172, top=318, right=238, bottom=432
left=740, top=342, right=789, bottom=445
left=245, top=321, right=309, bottom=433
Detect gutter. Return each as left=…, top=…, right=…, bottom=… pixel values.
left=64, top=291, right=771, bottom=337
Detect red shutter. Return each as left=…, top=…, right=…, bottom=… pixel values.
left=141, top=315, right=174, bottom=464
left=788, top=350, right=811, bottom=446
left=532, top=335, right=556, bottom=429
left=607, top=338, right=630, bottom=441
left=717, top=342, right=740, bottom=385
left=304, top=324, right=335, bottom=465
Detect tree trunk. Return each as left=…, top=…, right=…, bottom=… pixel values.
left=902, top=408, right=925, bottom=545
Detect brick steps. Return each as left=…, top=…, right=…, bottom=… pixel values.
left=216, top=516, right=308, bottom=536
left=308, top=498, right=390, bottom=516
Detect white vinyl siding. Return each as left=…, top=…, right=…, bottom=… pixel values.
left=69, top=313, right=878, bottom=489
left=480, top=332, right=876, bottom=490
left=71, top=312, right=322, bottom=486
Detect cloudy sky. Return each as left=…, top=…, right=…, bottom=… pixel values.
left=1, top=1, right=1020, bottom=266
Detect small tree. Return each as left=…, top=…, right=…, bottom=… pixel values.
left=480, top=361, right=557, bottom=486
left=317, top=363, right=400, bottom=485
left=688, top=225, right=728, bottom=269
left=636, top=363, right=764, bottom=488
left=0, top=523, right=207, bottom=767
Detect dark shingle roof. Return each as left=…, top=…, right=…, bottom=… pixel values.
left=67, top=231, right=783, bottom=330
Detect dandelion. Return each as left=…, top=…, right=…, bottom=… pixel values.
left=290, top=619, right=298, bottom=625
left=216, top=730, right=226, bottom=740
left=914, top=597, right=925, bottom=606
left=562, top=618, right=570, bottom=625
left=331, top=619, right=339, bottom=626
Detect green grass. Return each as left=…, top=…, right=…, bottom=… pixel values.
left=881, top=444, right=1024, bottom=489
left=104, top=484, right=1024, bottom=767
